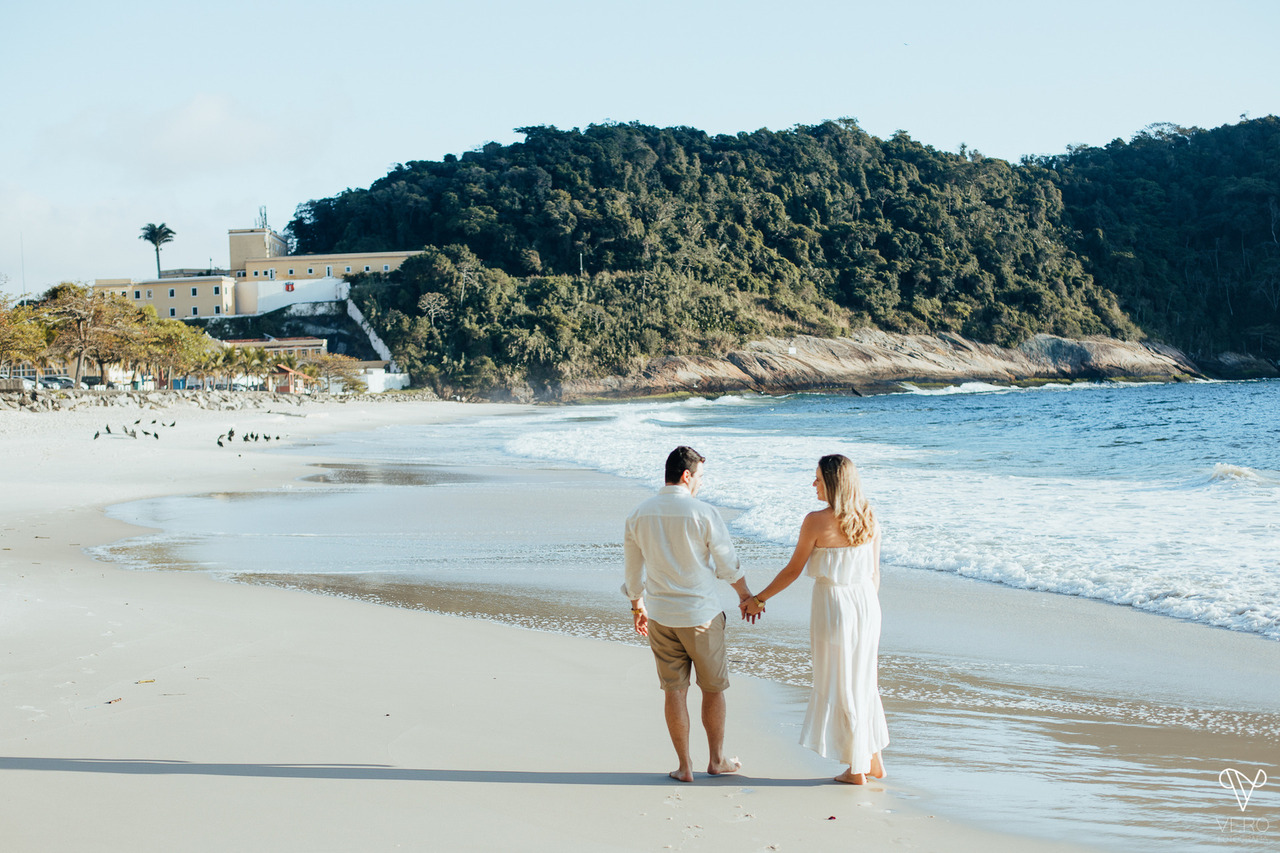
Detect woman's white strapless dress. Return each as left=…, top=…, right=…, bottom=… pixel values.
left=798, top=541, right=890, bottom=772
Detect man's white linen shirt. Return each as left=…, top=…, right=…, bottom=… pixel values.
left=622, top=484, right=743, bottom=628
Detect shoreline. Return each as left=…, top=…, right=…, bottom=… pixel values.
left=80, top=411, right=1280, bottom=850
left=0, top=400, right=1096, bottom=852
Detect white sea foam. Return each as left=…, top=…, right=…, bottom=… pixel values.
left=900, top=381, right=1014, bottom=395
left=497, top=396, right=1280, bottom=641
left=1186, top=463, right=1280, bottom=489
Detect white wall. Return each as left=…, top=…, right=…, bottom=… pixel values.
left=242, top=277, right=350, bottom=315
left=362, top=371, right=411, bottom=393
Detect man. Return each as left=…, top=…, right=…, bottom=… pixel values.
left=623, top=445, right=756, bottom=783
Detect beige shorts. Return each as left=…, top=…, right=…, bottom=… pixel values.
left=647, top=612, right=729, bottom=692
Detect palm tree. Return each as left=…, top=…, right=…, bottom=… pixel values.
left=236, top=346, right=269, bottom=390
left=139, top=223, right=176, bottom=278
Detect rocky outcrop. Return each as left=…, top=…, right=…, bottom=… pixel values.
left=1194, top=351, right=1280, bottom=380
left=548, top=331, right=1207, bottom=401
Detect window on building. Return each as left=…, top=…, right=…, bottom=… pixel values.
left=214, top=306, right=221, bottom=315
left=191, top=287, right=198, bottom=297
left=168, top=288, right=175, bottom=298
left=288, top=269, right=294, bottom=275
left=364, top=265, right=371, bottom=272
left=146, top=289, right=153, bottom=298
left=134, top=290, right=141, bottom=299
left=383, top=264, right=390, bottom=272
left=169, top=308, right=176, bottom=317
left=213, top=285, right=220, bottom=295
left=325, top=266, right=332, bottom=276
left=253, top=271, right=259, bottom=277
left=191, top=307, right=199, bottom=316
left=345, top=266, right=352, bottom=273
left=307, top=268, right=313, bottom=275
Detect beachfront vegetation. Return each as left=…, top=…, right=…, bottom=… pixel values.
left=0, top=284, right=360, bottom=392
left=284, top=117, right=1280, bottom=392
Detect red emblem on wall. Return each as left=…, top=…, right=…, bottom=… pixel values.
left=285, top=283, right=295, bottom=292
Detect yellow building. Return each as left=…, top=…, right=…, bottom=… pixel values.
left=93, top=223, right=422, bottom=318
left=94, top=275, right=236, bottom=318
left=228, top=226, right=418, bottom=283
left=221, top=336, right=328, bottom=359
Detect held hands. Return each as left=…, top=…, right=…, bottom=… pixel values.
left=738, top=592, right=765, bottom=624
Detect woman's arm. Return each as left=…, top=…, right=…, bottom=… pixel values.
left=872, top=527, right=881, bottom=593
left=745, top=512, right=820, bottom=615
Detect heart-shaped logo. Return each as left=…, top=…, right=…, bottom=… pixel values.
left=1219, top=768, right=1268, bottom=812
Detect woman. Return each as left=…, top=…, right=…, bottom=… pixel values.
left=745, top=454, right=889, bottom=784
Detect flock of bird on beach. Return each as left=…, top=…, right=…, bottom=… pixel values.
left=215, top=427, right=280, bottom=447
left=91, top=419, right=280, bottom=445
left=93, top=418, right=175, bottom=441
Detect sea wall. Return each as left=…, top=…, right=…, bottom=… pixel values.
left=549, top=331, right=1210, bottom=401
left=0, top=388, right=441, bottom=413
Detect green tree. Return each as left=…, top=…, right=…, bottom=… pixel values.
left=41, top=283, right=138, bottom=384
left=0, top=294, right=48, bottom=375
left=147, top=318, right=216, bottom=389
left=139, top=223, right=176, bottom=278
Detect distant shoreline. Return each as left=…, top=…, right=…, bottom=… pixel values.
left=7, top=331, right=1275, bottom=410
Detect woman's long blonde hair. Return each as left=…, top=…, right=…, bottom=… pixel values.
left=819, top=454, right=876, bottom=546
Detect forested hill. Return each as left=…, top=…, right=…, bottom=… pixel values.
left=286, top=118, right=1280, bottom=392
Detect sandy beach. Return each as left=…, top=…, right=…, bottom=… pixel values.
left=0, top=395, right=1271, bottom=851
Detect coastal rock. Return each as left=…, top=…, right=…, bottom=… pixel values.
left=1195, top=351, right=1279, bottom=380
left=547, top=331, right=1206, bottom=401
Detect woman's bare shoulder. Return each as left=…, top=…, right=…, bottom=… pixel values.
left=802, top=508, right=834, bottom=526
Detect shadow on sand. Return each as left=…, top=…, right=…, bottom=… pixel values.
left=0, top=756, right=833, bottom=787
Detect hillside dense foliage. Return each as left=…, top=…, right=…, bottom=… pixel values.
left=1034, top=118, right=1280, bottom=359
left=286, top=118, right=1279, bottom=391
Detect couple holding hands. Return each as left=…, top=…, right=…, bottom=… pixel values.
left=623, top=446, right=889, bottom=785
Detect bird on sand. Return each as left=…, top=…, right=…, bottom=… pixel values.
left=94, top=431, right=100, bottom=440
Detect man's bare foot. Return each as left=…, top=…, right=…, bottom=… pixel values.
left=869, top=753, right=886, bottom=779
left=834, top=769, right=866, bottom=785
left=669, top=768, right=694, bottom=783
left=707, top=757, right=741, bottom=776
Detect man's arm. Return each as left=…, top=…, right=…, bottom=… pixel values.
left=705, top=510, right=744, bottom=584
left=622, top=517, right=648, bottom=636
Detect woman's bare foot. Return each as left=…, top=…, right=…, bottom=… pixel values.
left=834, top=768, right=866, bottom=785
left=669, top=768, right=694, bottom=783
left=869, top=753, right=886, bottom=779
left=708, top=756, right=741, bottom=776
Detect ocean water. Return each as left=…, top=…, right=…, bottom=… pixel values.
left=234, top=378, right=1280, bottom=641
left=498, top=380, right=1280, bottom=640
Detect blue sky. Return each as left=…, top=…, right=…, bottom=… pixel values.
left=2, top=0, right=1277, bottom=297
